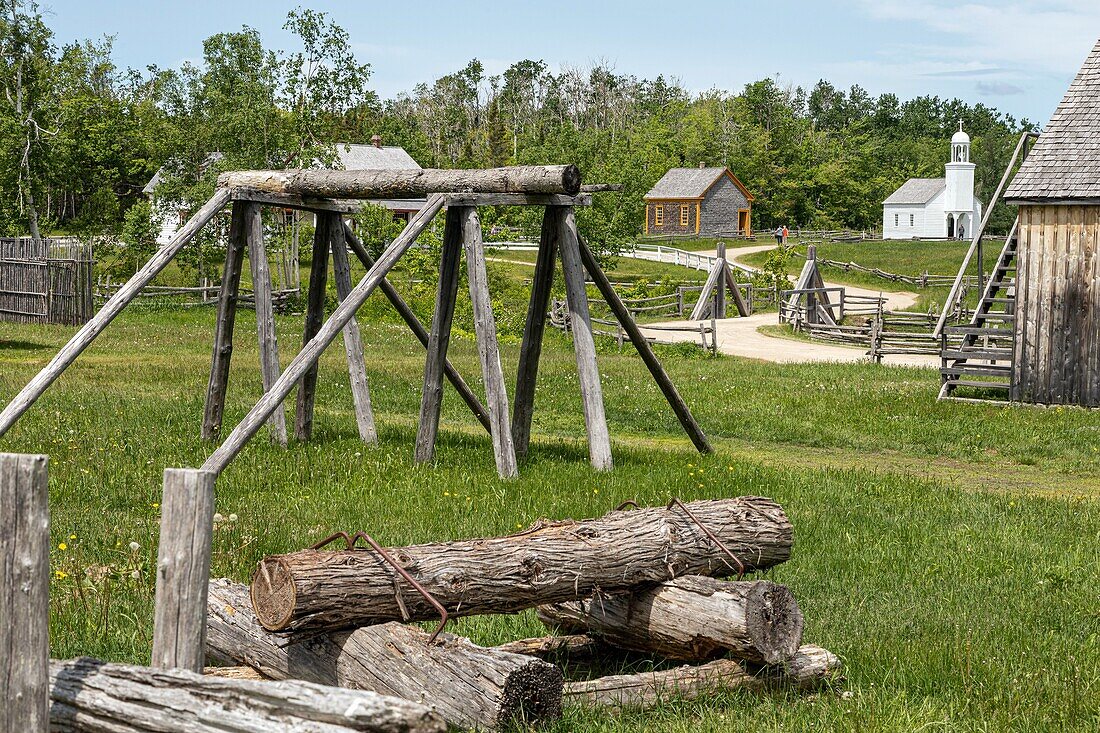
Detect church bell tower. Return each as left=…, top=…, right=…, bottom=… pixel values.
left=944, top=121, right=976, bottom=238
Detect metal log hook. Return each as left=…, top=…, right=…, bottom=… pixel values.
left=310, top=531, right=450, bottom=643
left=614, top=498, right=745, bottom=579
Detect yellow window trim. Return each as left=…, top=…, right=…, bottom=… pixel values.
left=654, top=205, right=664, bottom=226
left=679, top=204, right=689, bottom=226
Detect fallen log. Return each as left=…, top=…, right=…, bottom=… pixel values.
left=49, top=657, right=445, bottom=733
left=217, top=165, right=581, bottom=198
left=563, top=644, right=842, bottom=710
left=538, top=577, right=803, bottom=664
left=207, top=579, right=563, bottom=731
left=250, top=497, right=793, bottom=632
left=494, top=634, right=604, bottom=662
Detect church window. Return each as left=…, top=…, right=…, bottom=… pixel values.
left=910, top=214, right=915, bottom=226
left=680, top=204, right=690, bottom=226
left=654, top=206, right=663, bottom=226
left=894, top=213, right=899, bottom=227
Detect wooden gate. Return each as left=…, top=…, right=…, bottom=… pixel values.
left=0, top=238, right=93, bottom=325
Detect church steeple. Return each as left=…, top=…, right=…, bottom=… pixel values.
left=951, top=120, right=970, bottom=163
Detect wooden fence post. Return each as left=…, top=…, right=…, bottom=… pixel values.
left=152, top=468, right=216, bottom=672
left=0, top=453, right=49, bottom=733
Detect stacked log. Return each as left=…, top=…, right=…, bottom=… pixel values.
left=207, top=496, right=840, bottom=725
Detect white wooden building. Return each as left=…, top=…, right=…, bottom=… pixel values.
left=882, top=125, right=983, bottom=240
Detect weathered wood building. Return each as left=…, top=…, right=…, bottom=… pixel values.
left=644, top=166, right=753, bottom=237
left=1003, top=39, right=1100, bottom=405
left=0, top=238, right=94, bottom=325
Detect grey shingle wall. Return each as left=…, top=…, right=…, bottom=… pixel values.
left=700, top=176, right=749, bottom=236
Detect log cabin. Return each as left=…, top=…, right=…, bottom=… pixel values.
left=644, top=165, right=753, bottom=237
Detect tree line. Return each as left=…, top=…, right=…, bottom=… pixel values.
left=0, top=1, right=1033, bottom=251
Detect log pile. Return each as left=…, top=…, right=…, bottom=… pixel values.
left=206, top=497, right=843, bottom=728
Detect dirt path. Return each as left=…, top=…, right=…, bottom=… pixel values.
left=638, top=243, right=940, bottom=367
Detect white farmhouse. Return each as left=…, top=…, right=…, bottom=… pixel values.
left=882, top=124, right=983, bottom=240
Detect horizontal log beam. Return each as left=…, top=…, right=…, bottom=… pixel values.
left=250, top=497, right=792, bottom=632
left=206, top=580, right=562, bottom=731
left=229, top=188, right=593, bottom=211
left=49, top=657, right=445, bottom=733
left=218, top=165, right=581, bottom=199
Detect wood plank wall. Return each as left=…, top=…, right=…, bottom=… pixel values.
left=1013, top=205, right=1100, bottom=405
left=0, top=238, right=94, bottom=326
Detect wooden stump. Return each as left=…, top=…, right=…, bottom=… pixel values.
left=538, top=577, right=804, bottom=664
left=0, top=453, right=49, bottom=733
left=49, top=657, right=446, bottom=733
left=207, top=580, right=563, bottom=731
left=249, top=497, right=792, bottom=632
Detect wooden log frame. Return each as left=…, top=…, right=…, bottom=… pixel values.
left=218, top=164, right=582, bottom=199
left=151, top=468, right=216, bottom=673
left=0, top=189, right=232, bottom=439
left=555, top=206, right=613, bottom=470
left=201, top=201, right=248, bottom=441
left=576, top=235, right=712, bottom=454
left=0, top=453, right=49, bottom=733
left=201, top=195, right=446, bottom=474
left=562, top=644, right=843, bottom=710
left=296, top=213, right=334, bottom=441
left=206, top=580, right=563, bottom=731
left=244, top=203, right=288, bottom=446
left=461, top=206, right=519, bottom=478
left=249, top=497, right=792, bottom=632
left=512, top=208, right=558, bottom=456
left=537, top=577, right=804, bottom=664
left=48, top=657, right=446, bottom=733
left=329, top=220, right=378, bottom=444
left=341, top=223, right=492, bottom=433
left=415, top=207, right=464, bottom=464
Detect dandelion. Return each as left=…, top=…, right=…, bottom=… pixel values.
left=58, top=542, right=67, bottom=551
left=55, top=570, right=68, bottom=580
left=131, top=570, right=141, bottom=580
left=213, top=513, right=225, bottom=523
left=69, top=534, right=77, bottom=540
left=128, top=541, right=140, bottom=552
left=228, top=513, right=238, bottom=523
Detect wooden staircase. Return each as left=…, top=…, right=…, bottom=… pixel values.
left=939, top=224, right=1018, bottom=398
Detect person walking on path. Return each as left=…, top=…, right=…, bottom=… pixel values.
left=774, top=226, right=783, bottom=245
left=782, top=225, right=789, bottom=244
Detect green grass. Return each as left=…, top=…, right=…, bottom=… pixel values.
left=1, top=305, right=1098, bottom=731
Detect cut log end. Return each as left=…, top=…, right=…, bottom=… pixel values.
left=496, top=656, right=565, bottom=728
left=561, top=164, right=582, bottom=196
left=250, top=558, right=297, bottom=630
left=745, top=581, right=805, bottom=665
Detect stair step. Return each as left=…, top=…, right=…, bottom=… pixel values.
left=943, top=325, right=1012, bottom=336
left=987, top=297, right=1015, bottom=303
left=942, top=348, right=1014, bottom=360
left=942, top=378, right=1011, bottom=390
left=941, top=365, right=1013, bottom=377
left=978, top=312, right=1015, bottom=321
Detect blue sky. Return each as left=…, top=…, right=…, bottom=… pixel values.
left=40, top=1, right=1100, bottom=125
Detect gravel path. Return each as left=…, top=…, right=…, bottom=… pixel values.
left=638, top=243, right=940, bottom=367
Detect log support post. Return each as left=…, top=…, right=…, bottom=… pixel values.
left=461, top=207, right=519, bottom=479
left=202, top=202, right=248, bottom=440
left=244, top=203, right=288, bottom=446
left=330, top=220, right=377, bottom=443
left=0, top=453, right=49, bottom=733
left=342, top=223, right=492, bottom=434
left=415, top=208, right=464, bottom=464
left=295, top=213, right=333, bottom=441
left=715, top=242, right=727, bottom=319
left=556, top=206, right=613, bottom=470
left=152, top=468, right=216, bottom=672
left=577, top=236, right=712, bottom=454
left=512, top=208, right=558, bottom=457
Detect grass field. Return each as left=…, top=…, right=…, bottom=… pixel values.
left=1, top=301, right=1097, bottom=731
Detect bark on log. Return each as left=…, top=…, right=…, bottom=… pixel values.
left=218, top=165, right=581, bottom=198
left=537, top=577, right=803, bottom=664
left=207, top=580, right=563, bottom=731
left=250, top=497, right=792, bottom=632
left=48, top=657, right=445, bottom=733
left=494, top=634, right=604, bottom=662
left=562, top=644, right=842, bottom=710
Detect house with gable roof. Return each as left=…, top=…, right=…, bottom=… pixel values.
left=644, top=165, right=754, bottom=237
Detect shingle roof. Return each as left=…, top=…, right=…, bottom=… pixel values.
left=1005, top=40, right=1100, bottom=202
left=645, top=168, right=729, bottom=199
left=333, top=143, right=421, bottom=170
left=883, top=178, right=946, bottom=205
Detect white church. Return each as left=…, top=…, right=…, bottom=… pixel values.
left=882, top=124, right=983, bottom=240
